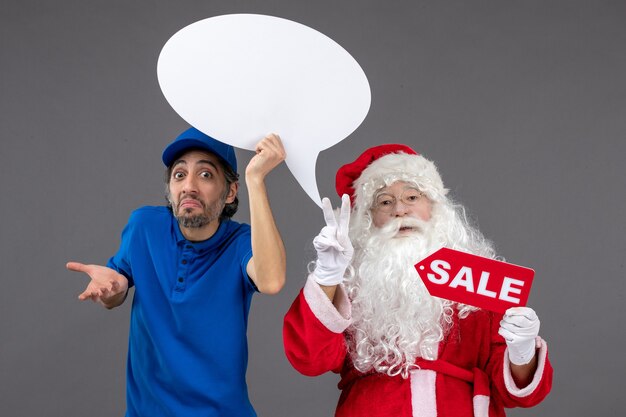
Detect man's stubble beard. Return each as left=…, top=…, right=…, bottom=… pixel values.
left=168, top=193, right=226, bottom=229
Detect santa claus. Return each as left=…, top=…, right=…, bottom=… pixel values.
left=283, top=144, right=553, bottom=417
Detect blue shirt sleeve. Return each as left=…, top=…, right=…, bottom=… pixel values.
left=234, top=223, right=257, bottom=293
left=242, top=247, right=256, bottom=292
left=106, top=213, right=136, bottom=288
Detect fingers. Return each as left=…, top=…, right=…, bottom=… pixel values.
left=66, top=261, right=90, bottom=273
left=504, top=307, right=538, bottom=321
left=497, top=326, right=515, bottom=343
left=262, top=132, right=282, bottom=147
left=78, top=286, right=103, bottom=301
left=255, top=133, right=286, bottom=160
left=319, top=195, right=353, bottom=253
left=500, top=307, right=540, bottom=340
left=78, top=291, right=91, bottom=301
left=247, top=133, right=286, bottom=179
left=78, top=281, right=120, bottom=302
left=313, top=227, right=344, bottom=251
left=501, top=314, right=537, bottom=329
left=336, top=195, right=353, bottom=253
left=338, top=194, right=351, bottom=237
left=321, top=197, right=338, bottom=228
left=258, top=132, right=280, bottom=147
left=499, top=320, right=537, bottom=337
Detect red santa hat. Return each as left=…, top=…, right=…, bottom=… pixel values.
left=335, top=144, right=447, bottom=207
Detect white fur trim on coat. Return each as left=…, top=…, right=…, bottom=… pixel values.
left=503, top=336, right=548, bottom=397
left=410, top=369, right=438, bottom=417
left=473, top=394, right=490, bottom=417
left=303, top=274, right=352, bottom=333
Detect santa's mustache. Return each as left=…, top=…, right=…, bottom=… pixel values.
left=374, top=216, right=431, bottom=239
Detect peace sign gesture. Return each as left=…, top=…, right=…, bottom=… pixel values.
left=312, top=194, right=353, bottom=286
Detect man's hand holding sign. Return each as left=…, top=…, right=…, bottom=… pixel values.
left=415, top=248, right=541, bottom=386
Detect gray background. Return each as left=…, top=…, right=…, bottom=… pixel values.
left=1, top=0, right=624, bottom=416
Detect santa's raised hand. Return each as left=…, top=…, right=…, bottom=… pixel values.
left=312, top=194, right=353, bottom=286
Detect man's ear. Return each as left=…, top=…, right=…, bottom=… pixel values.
left=225, top=182, right=238, bottom=204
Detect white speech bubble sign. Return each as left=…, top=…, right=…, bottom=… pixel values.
left=157, top=14, right=371, bottom=207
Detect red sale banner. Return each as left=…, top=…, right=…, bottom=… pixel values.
left=414, top=248, right=534, bottom=314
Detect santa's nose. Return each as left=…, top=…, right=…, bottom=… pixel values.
left=392, top=201, right=411, bottom=216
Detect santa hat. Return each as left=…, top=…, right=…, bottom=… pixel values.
left=335, top=144, right=447, bottom=208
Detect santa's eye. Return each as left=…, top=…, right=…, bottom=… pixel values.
left=402, top=189, right=424, bottom=203
left=405, top=193, right=419, bottom=202
left=376, top=196, right=395, bottom=207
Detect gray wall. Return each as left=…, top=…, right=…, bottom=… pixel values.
left=1, top=0, right=624, bottom=416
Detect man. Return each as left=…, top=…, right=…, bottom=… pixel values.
left=283, top=144, right=552, bottom=417
left=67, top=127, right=286, bottom=417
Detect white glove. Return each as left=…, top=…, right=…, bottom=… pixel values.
left=312, top=194, right=354, bottom=286
left=498, top=307, right=541, bottom=366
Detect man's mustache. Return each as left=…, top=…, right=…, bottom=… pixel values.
left=177, top=195, right=206, bottom=210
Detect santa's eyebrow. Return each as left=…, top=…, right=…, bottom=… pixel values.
left=376, top=186, right=419, bottom=196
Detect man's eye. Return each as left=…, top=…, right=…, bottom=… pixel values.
left=200, top=171, right=213, bottom=179
left=173, top=172, right=185, bottom=180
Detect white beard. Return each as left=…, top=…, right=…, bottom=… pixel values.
left=345, top=204, right=494, bottom=378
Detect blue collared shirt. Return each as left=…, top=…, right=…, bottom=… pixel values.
left=108, top=206, right=256, bottom=417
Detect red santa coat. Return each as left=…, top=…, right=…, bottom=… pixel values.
left=283, top=276, right=553, bottom=417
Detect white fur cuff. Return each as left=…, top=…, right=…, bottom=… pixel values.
left=303, top=274, right=352, bottom=333
left=503, top=336, right=549, bottom=397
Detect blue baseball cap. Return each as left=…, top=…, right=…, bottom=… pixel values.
left=162, top=127, right=237, bottom=172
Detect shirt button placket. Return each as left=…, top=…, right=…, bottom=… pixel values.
left=175, top=244, right=193, bottom=296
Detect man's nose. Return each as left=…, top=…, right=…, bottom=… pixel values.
left=181, top=176, right=198, bottom=194
left=393, top=200, right=410, bottom=216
